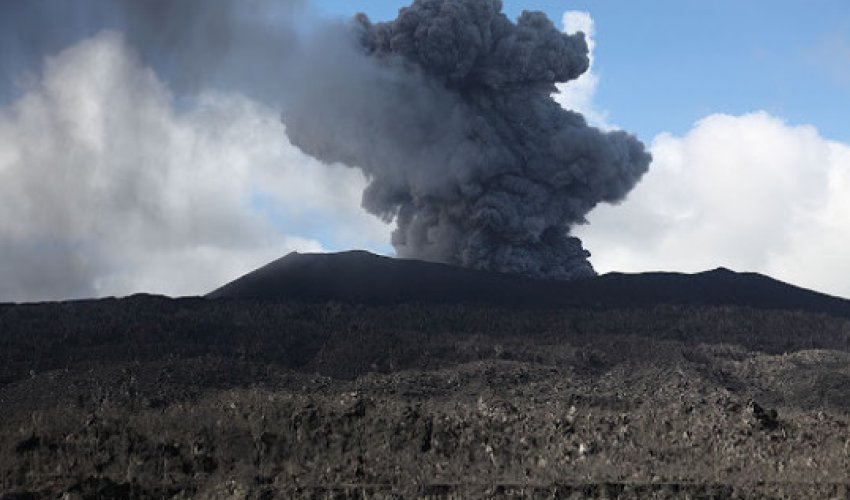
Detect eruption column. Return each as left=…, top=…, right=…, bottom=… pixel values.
left=283, top=0, right=651, bottom=279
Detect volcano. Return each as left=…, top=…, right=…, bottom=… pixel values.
left=209, top=250, right=850, bottom=316
left=4, top=251, right=850, bottom=498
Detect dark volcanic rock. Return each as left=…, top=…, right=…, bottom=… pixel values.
left=208, top=251, right=850, bottom=317
left=4, top=254, right=850, bottom=498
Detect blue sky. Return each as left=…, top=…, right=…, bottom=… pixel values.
left=313, top=0, right=850, bottom=144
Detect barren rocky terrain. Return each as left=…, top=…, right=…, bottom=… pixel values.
left=3, top=254, right=850, bottom=498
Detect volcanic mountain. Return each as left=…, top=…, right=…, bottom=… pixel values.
left=208, top=250, right=850, bottom=316
left=6, top=251, right=850, bottom=498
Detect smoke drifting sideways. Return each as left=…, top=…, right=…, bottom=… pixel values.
left=0, top=0, right=305, bottom=105
left=282, top=0, right=651, bottom=280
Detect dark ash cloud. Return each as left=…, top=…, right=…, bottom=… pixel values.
left=0, top=0, right=305, bottom=104
left=282, top=0, right=652, bottom=279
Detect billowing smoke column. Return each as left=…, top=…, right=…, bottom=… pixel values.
left=283, top=0, right=651, bottom=279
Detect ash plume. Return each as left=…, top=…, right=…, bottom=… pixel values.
left=0, top=0, right=304, bottom=103
left=282, top=0, right=651, bottom=279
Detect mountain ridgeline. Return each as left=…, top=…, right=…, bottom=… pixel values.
left=208, top=251, right=850, bottom=317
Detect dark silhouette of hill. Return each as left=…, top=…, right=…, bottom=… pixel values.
left=208, top=250, right=850, bottom=317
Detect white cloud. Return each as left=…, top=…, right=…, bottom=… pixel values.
left=0, top=31, right=388, bottom=302
left=576, top=111, right=850, bottom=298
left=553, top=11, right=610, bottom=128
left=555, top=11, right=850, bottom=298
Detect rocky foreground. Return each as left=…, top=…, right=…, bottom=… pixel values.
left=2, top=296, right=850, bottom=498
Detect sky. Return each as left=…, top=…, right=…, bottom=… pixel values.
left=1, top=0, right=849, bottom=301
left=318, top=0, right=850, bottom=144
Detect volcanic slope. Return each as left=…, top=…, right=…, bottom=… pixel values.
left=3, top=253, right=850, bottom=498
left=209, top=250, right=850, bottom=316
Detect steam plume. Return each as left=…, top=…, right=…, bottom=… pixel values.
left=282, top=0, right=651, bottom=279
